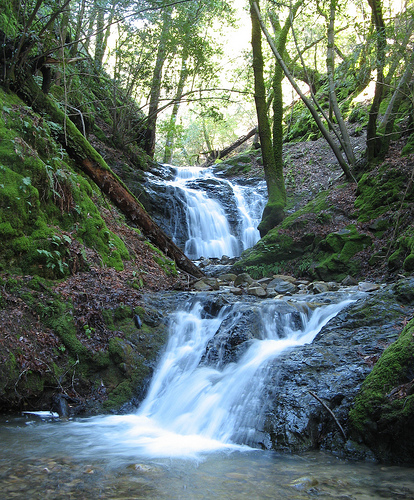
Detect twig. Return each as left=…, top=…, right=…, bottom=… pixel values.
left=308, top=390, right=347, bottom=440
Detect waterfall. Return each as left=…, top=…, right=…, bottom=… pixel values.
left=146, top=165, right=267, bottom=260
left=78, top=296, right=353, bottom=459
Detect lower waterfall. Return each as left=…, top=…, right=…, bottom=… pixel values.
left=72, top=295, right=354, bottom=459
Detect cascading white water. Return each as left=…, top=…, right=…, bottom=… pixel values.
left=170, top=166, right=266, bottom=259
left=77, top=296, right=353, bottom=459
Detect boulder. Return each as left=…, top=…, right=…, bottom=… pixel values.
left=260, top=282, right=412, bottom=461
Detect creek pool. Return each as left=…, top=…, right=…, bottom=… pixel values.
left=1, top=413, right=414, bottom=500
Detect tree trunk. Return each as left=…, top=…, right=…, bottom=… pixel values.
left=201, top=126, right=258, bottom=166
left=250, top=0, right=285, bottom=236
left=366, top=0, right=387, bottom=161
left=252, top=1, right=354, bottom=182
left=16, top=76, right=204, bottom=278
left=144, top=8, right=172, bottom=157
left=379, top=49, right=414, bottom=158
left=326, top=0, right=355, bottom=166
left=163, top=50, right=189, bottom=164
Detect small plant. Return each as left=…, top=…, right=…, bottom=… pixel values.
left=83, top=324, right=95, bottom=338
left=37, top=234, right=72, bottom=277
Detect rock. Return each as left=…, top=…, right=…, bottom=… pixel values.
left=272, top=274, right=297, bottom=283
left=261, top=285, right=410, bottom=459
left=267, top=278, right=297, bottom=294
left=218, top=273, right=238, bottom=283
left=342, top=275, right=358, bottom=286
left=202, top=277, right=220, bottom=290
left=247, top=286, right=267, bottom=297
left=311, top=281, right=330, bottom=294
left=193, top=277, right=220, bottom=291
left=194, top=280, right=213, bottom=291
left=134, top=314, right=142, bottom=329
left=393, top=277, right=414, bottom=304
left=289, top=476, right=319, bottom=491
left=358, top=282, right=380, bottom=292
left=234, top=273, right=254, bottom=287
left=230, top=287, right=243, bottom=295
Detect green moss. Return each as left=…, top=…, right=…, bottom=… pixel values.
left=103, top=380, right=134, bottom=410
left=355, top=164, right=409, bottom=222
left=114, top=305, right=132, bottom=322
left=349, top=319, right=414, bottom=437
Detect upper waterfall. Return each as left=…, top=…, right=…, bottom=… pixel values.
left=144, top=165, right=267, bottom=260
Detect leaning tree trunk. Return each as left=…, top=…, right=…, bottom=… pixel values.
left=15, top=75, right=204, bottom=278
left=252, top=1, right=354, bottom=182
left=326, top=0, right=355, bottom=166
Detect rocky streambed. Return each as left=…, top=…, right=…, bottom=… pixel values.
left=173, top=271, right=414, bottom=464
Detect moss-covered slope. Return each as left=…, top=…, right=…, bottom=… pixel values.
left=233, top=152, right=414, bottom=281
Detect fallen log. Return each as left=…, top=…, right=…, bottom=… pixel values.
left=16, top=76, right=204, bottom=278
left=201, top=126, right=258, bottom=166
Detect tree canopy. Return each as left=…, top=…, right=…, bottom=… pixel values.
left=1, top=0, right=413, bottom=231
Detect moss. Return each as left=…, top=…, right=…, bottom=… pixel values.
left=355, top=163, right=409, bottom=222
left=103, top=380, right=134, bottom=410
left=145, top=242, right=177, bottom=275
left=114, top=305, right=132, bottom=322
left=349, top=319, right=414, bottom=461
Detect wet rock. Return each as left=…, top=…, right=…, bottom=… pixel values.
left=267, top=278, right=297, bottom=295
left=260, top=284, right=411, bottom=459
left=272, top=274, right=297, bottom=283
left=311, top=281, right=330, bottom=294
left=194, top=280, right=213, bottom=291
left=230, top=287, right=243, bottom=295
left=342, top=275, right=358, bottom=286
left=218, top=273, right=238, bottom=283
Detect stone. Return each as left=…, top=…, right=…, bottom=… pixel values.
left=230, top=287, right=243, bottom=295
left=358, top=282, right=380, bottom=292
left=218, top=273, right=238, bottom=283
left=262, top=284, right=409, bottom=461
left=201, top=277, right=220, bottom=290
left=194, top=280, right=213, bottom=291
left=234, top=273, right=254, bottom=287
left=342, top=275, right=358, bottom=286
left=311, top=282, right=330, bottom=294
left=272, top=274, right=297, bottom=283
left=267, top=279, right=297, bottom=295
left=247, top=286, right=267, bottom=297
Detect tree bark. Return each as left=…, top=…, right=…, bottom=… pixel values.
left=250, top=0, right=285, bottom=236
left=16, top=76, right=204, bottom=278
left=252, top=1, right=354, bottom=182
left=144, top=7, right=172, bottom=157
left=366, top=0, right=387, bottom=161
left=326, top=0, right=355, bottom=166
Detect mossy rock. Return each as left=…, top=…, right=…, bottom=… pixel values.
left=314, top=226, right=372, bottom=281
left=349, top=317, right=414, bottom=464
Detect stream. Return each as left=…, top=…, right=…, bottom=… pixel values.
left=1, top=166, right=414, bottom=498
